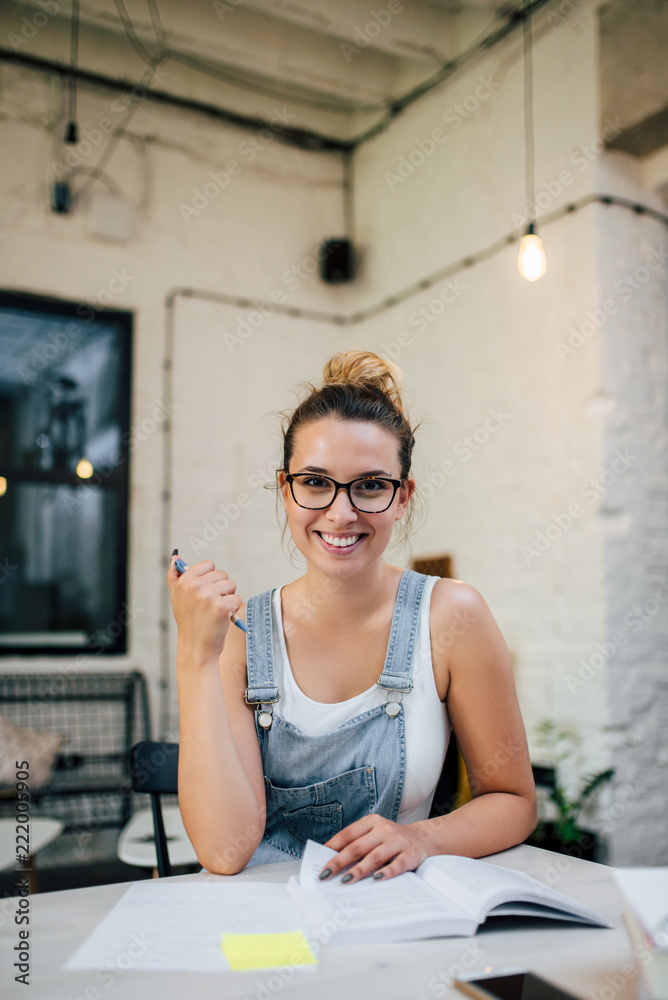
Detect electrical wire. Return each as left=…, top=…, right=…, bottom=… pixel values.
left=69, top=167, right=123, bottom=197
left=165, top=194, right=668, bottom=329
left=166, top=50, right=388, bottom=116
left=168, top=0, right=552, bottom=123
left=147, top=0, right=167, bottom=56
left=0, top=0, right=552, bottom=154
left=112, top=0, right=156, bottom=65
left=523, top=0, right=536, bottom=222
left=67, top=0, right=80, bottom=137
left=70, top=52, right=167, bottom=202
left=105, top=0, right=549, bottom=120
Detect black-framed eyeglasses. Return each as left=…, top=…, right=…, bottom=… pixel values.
left=284, top=473, right=403, bottom=513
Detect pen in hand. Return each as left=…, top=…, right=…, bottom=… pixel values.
left=172, top=555, right=248, bottom=634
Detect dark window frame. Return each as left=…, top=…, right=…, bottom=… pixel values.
left=0, top=289, right=132, bottom=656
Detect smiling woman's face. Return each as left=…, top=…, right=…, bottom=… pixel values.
left=280, top=417, right=413, bottom=577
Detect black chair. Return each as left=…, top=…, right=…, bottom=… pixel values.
left=129, top=741, right=179, bottom=877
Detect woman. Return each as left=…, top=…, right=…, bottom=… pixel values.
left=168, top=351, right=536, bottom=883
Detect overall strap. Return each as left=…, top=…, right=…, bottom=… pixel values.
left=245, top=590, right=280, bottom=705
left=376, top=570, right=428, bottom=693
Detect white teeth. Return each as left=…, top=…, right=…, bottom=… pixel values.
left=321, top=533, right=359, bottom=548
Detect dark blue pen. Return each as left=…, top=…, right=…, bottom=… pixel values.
left=173, top=556, right=248, bottom=633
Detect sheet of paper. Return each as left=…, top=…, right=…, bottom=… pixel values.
left=66, top=881, right=315, bottom=972
left=221, top=931, right=318, bottom=970
left=614, top=867, right=668, bottom=949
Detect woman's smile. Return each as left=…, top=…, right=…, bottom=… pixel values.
left=314, top=530, right=368, bottom=552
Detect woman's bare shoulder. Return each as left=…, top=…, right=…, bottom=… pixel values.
left=428, top=578, right=506, bottom=699
left=429, top=577, right=491, bottom=629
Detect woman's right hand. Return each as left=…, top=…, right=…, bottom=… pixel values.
left=167, top=556, right=243, bottom=666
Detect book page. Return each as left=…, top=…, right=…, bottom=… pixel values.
left=297, top=840, right=473, bottom=934
left=420, top=856, right=609, bottom=927
left=419, top=855, right=537, bottom=922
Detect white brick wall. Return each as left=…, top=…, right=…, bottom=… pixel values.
left=595, top=155, right=668, bottom=864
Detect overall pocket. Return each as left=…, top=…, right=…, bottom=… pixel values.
left=263, top=765, right=378, bottom=858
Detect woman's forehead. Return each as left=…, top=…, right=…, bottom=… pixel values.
left=290, top=418, right=400, bottom=469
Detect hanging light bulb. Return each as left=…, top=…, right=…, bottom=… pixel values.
left=518, top=223, right=547, bottom=281
left=518, top=0, right=547, bottom=282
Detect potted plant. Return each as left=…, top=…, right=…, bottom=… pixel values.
left=526, top=719, right=614, bottom=862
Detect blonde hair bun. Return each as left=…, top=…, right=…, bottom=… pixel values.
left=323, top=350, right=404, bottom=412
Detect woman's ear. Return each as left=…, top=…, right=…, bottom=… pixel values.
left=278, top=470, right=289, bottom=510
left=394, top=477, right=416, bottom=520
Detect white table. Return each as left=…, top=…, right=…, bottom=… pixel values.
left=117, top=806, right=198, bottom=870
left=0, top=845, right=637, bottom=1000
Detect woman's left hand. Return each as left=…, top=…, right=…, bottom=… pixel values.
left=320, top=814, right=433, bottom=883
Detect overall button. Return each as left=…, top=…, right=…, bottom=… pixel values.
left=385, top=702, right=401, bottom=717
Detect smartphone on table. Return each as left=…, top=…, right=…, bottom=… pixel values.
left=453, top=969, right=582, bottom=1000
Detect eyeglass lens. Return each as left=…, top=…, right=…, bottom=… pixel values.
left=290, top=475, right=396, bottom=512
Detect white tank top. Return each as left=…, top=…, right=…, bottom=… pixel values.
left=271, top=575, right=451, bottom=824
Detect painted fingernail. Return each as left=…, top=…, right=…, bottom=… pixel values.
left=341, top=873, right=354, bottom=883
left=372, top=871, right=385, bottom=880
left=170, top=548, right=178, bottom=558
left=318, top=868, right=331, bottom=881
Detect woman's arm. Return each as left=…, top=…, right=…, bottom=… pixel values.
left=320, top=580, right=537, bottom=882
left=167, top=559, right=266, bottom=874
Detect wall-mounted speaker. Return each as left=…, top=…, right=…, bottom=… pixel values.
left=320, top=239, right=355, bottom=283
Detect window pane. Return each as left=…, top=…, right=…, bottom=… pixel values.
left=0, top=294, right=131, bottom=654
left=0, top=484, right=124, bottom=651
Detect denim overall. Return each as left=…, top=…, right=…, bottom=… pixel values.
left=245, top=569, right=428, bottom=865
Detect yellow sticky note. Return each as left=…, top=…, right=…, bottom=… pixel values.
left=221, top=931, right=319, bottom=971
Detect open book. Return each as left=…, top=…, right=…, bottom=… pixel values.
left=286, top=840, right=611, bottom=946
